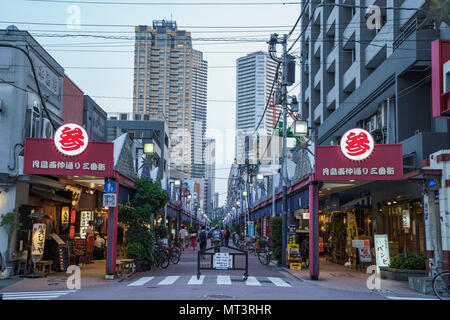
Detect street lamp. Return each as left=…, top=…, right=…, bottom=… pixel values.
left=256, top=173, right=264, bottom=182
left=143, top=142, right=155, bottom=155
left=293, top=120, right=308, bottom=137
left=242, top=190, right=248, bottom=197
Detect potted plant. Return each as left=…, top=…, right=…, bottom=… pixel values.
left=380, top=253, right=427, bottom=281
left=118, top=178, right=169, bottom=272
left=155, top=225, right=168, bottom=245
left=0, top=208, right=22, bottom=279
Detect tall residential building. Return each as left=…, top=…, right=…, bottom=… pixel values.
left=297, top=1, right=449, bottom=266
left=204, top=138, right=216, bottom=215
left=133, top=20, right=199, bottom=179
left=235, top=51, right=279, bottom=159
left=191, top=49, right=208, bottom=179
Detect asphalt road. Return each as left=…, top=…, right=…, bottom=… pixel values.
left=1, top=244, right=390, bottom=300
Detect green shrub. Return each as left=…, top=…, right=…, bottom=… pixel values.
left=270, top=217, right=282, bottom=265
left=389, top=253, right=427, bottom=270
left=256, top=223, right=261, bottom=237
left=155, top=225, right=168, bottom=239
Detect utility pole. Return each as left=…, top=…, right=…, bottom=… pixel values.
left=268, top=33, right=291, bottom=268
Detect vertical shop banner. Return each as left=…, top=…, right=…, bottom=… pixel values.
left=346, top=212, right=358, bottom=259
left=248, top=221, right=255, bottom=237
left=287, top=224, right=296, bottom=244
left=31, top=223, right=46, bottom=257
left=80, top=211, right=93, bottom=239
left=261, top=216, right=270, bottom=237
left=374, top=234, right=390, bottom=272
left=402, top=209, right=410, bottom=229
left=61, top=206, right=70, bottom=227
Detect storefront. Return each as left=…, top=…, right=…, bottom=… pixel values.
left=19, top=123, right=136, bottom=278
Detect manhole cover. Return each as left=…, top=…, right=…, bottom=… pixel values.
left=205, top=294, right=235, bottom=299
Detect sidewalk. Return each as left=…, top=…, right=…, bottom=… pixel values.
left=0, top=259, right=122, bottom=293
left=282, top=258, right=435, bottom=298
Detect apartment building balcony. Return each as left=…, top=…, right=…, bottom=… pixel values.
left=313, top=6, right=321, bottom=26
left=326, top=45, right=337, bottom=73
left=325, top=5, right=338, bottom=37
left=313, top=31, right=322, bottom=58
left=399, top=0, right=425, bottom=29
left=326, top=86, right=337, bottom=111
left=365, top=24, right=391, bottom=69
left=314, top=103, right=323, bottom=125
left=343, top=62, right=358, bottom=93
left=342, top=15, right=357, bottom=50
left=313, top=67, right=322, bottom=91
left=304, top=85, right=311, bottom=103
left=150, top=74, right=159, bottom=79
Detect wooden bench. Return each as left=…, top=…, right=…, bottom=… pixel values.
left=34, top=260, right=53, bottom=275
left=115, top=259, right=134, bottom=277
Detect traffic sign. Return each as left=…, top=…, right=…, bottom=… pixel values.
left=103, top=193, right=117, bottom=207
left=104, top=180, right=117, bottom=193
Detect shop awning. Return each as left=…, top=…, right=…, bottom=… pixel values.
left=340, top=196, right=372, bottom=210
left=30, top=190, right=72, bottom=204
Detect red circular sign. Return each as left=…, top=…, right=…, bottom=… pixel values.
left=340, top=128, right=374, bottom=161
left=54, top=123, right=89, bottom=156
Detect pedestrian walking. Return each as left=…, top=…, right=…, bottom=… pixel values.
left=224, top=226, right=231, bottom=246
left=199, top=226, right=207, bottom=252
left=179, top=226, right=188, bottom=251
left=85, top=221, right=95, bottom=264
left=190, top=227, right=198, bottom=250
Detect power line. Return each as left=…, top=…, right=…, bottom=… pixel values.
left=26, top=0, right=303, bottom=5
left=252, top=62, right=281, bottom=134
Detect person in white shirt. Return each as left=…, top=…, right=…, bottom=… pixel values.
left=94, top=234, right=106, bottom=259
left=179, top=227, right=188, bottom=251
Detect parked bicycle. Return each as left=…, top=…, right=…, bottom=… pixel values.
left=430, top=258, right=450, bottom=300
left=257, top=236, right=272, bottom=266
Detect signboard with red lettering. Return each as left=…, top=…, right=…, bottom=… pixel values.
left=23, top=137, right=113, bottom=177
left=54, top=123, right=89, bottom=156
left=315, top=130, right=402, bottom=181
left=432, top=39, right=450, bottom=118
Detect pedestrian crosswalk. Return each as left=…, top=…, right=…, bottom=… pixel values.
left=1, top=290, right=77, bottom=300
left=126, top=275, right=293, bottom=288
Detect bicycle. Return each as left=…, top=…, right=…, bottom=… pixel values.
left=430, top=258, right=450, bottom=300
left=257, top=237, right=272, bottom=266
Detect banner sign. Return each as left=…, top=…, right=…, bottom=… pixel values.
left=213, top=253, right=232, bottom=270
left=431, top=39, right=450, bottom=118
left=23, top=137, right=114, bottom=177
left=352, top=239, right=370, bottom=248
left=287, top=224, right=296, bottom=244
left=31, top=223, right=46, bottom=256
left=247, top=221, right=254, bottom=236
left=315, top=144, right=403, bottom=181
left=358, top=247, right=372, bottom=263
left=374, top=234, right=390, bottom=272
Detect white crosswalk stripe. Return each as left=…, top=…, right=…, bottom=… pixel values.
left=126, top=276, right=294, bottom=288
left=188, top=275, right=204, bottom=285
left=268, top=277, right=291, bottom=287
left=245, top=276, right=261, bottom=286
left=128, top=277, right=154, bottom=286
left=217, top=275, right=232, bottom=285
left=1, top=290, right=77, bottom=300
left=158, top=276, right=180, bottom=285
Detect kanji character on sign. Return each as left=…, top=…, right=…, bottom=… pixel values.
left=345, top=131, right=371, bottom=156
left=58, top=126, right=85, bottom=151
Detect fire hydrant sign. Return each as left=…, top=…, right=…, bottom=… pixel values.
left=103, top=193, right=117, bottom=207
left=213, top=253, right=232, bottom=270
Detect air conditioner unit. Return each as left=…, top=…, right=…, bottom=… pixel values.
left=367, top=116, right=377, bottom=133
left=42, top=118, right=54, bottom=139
left=25, top=105, right=40, bottom=138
